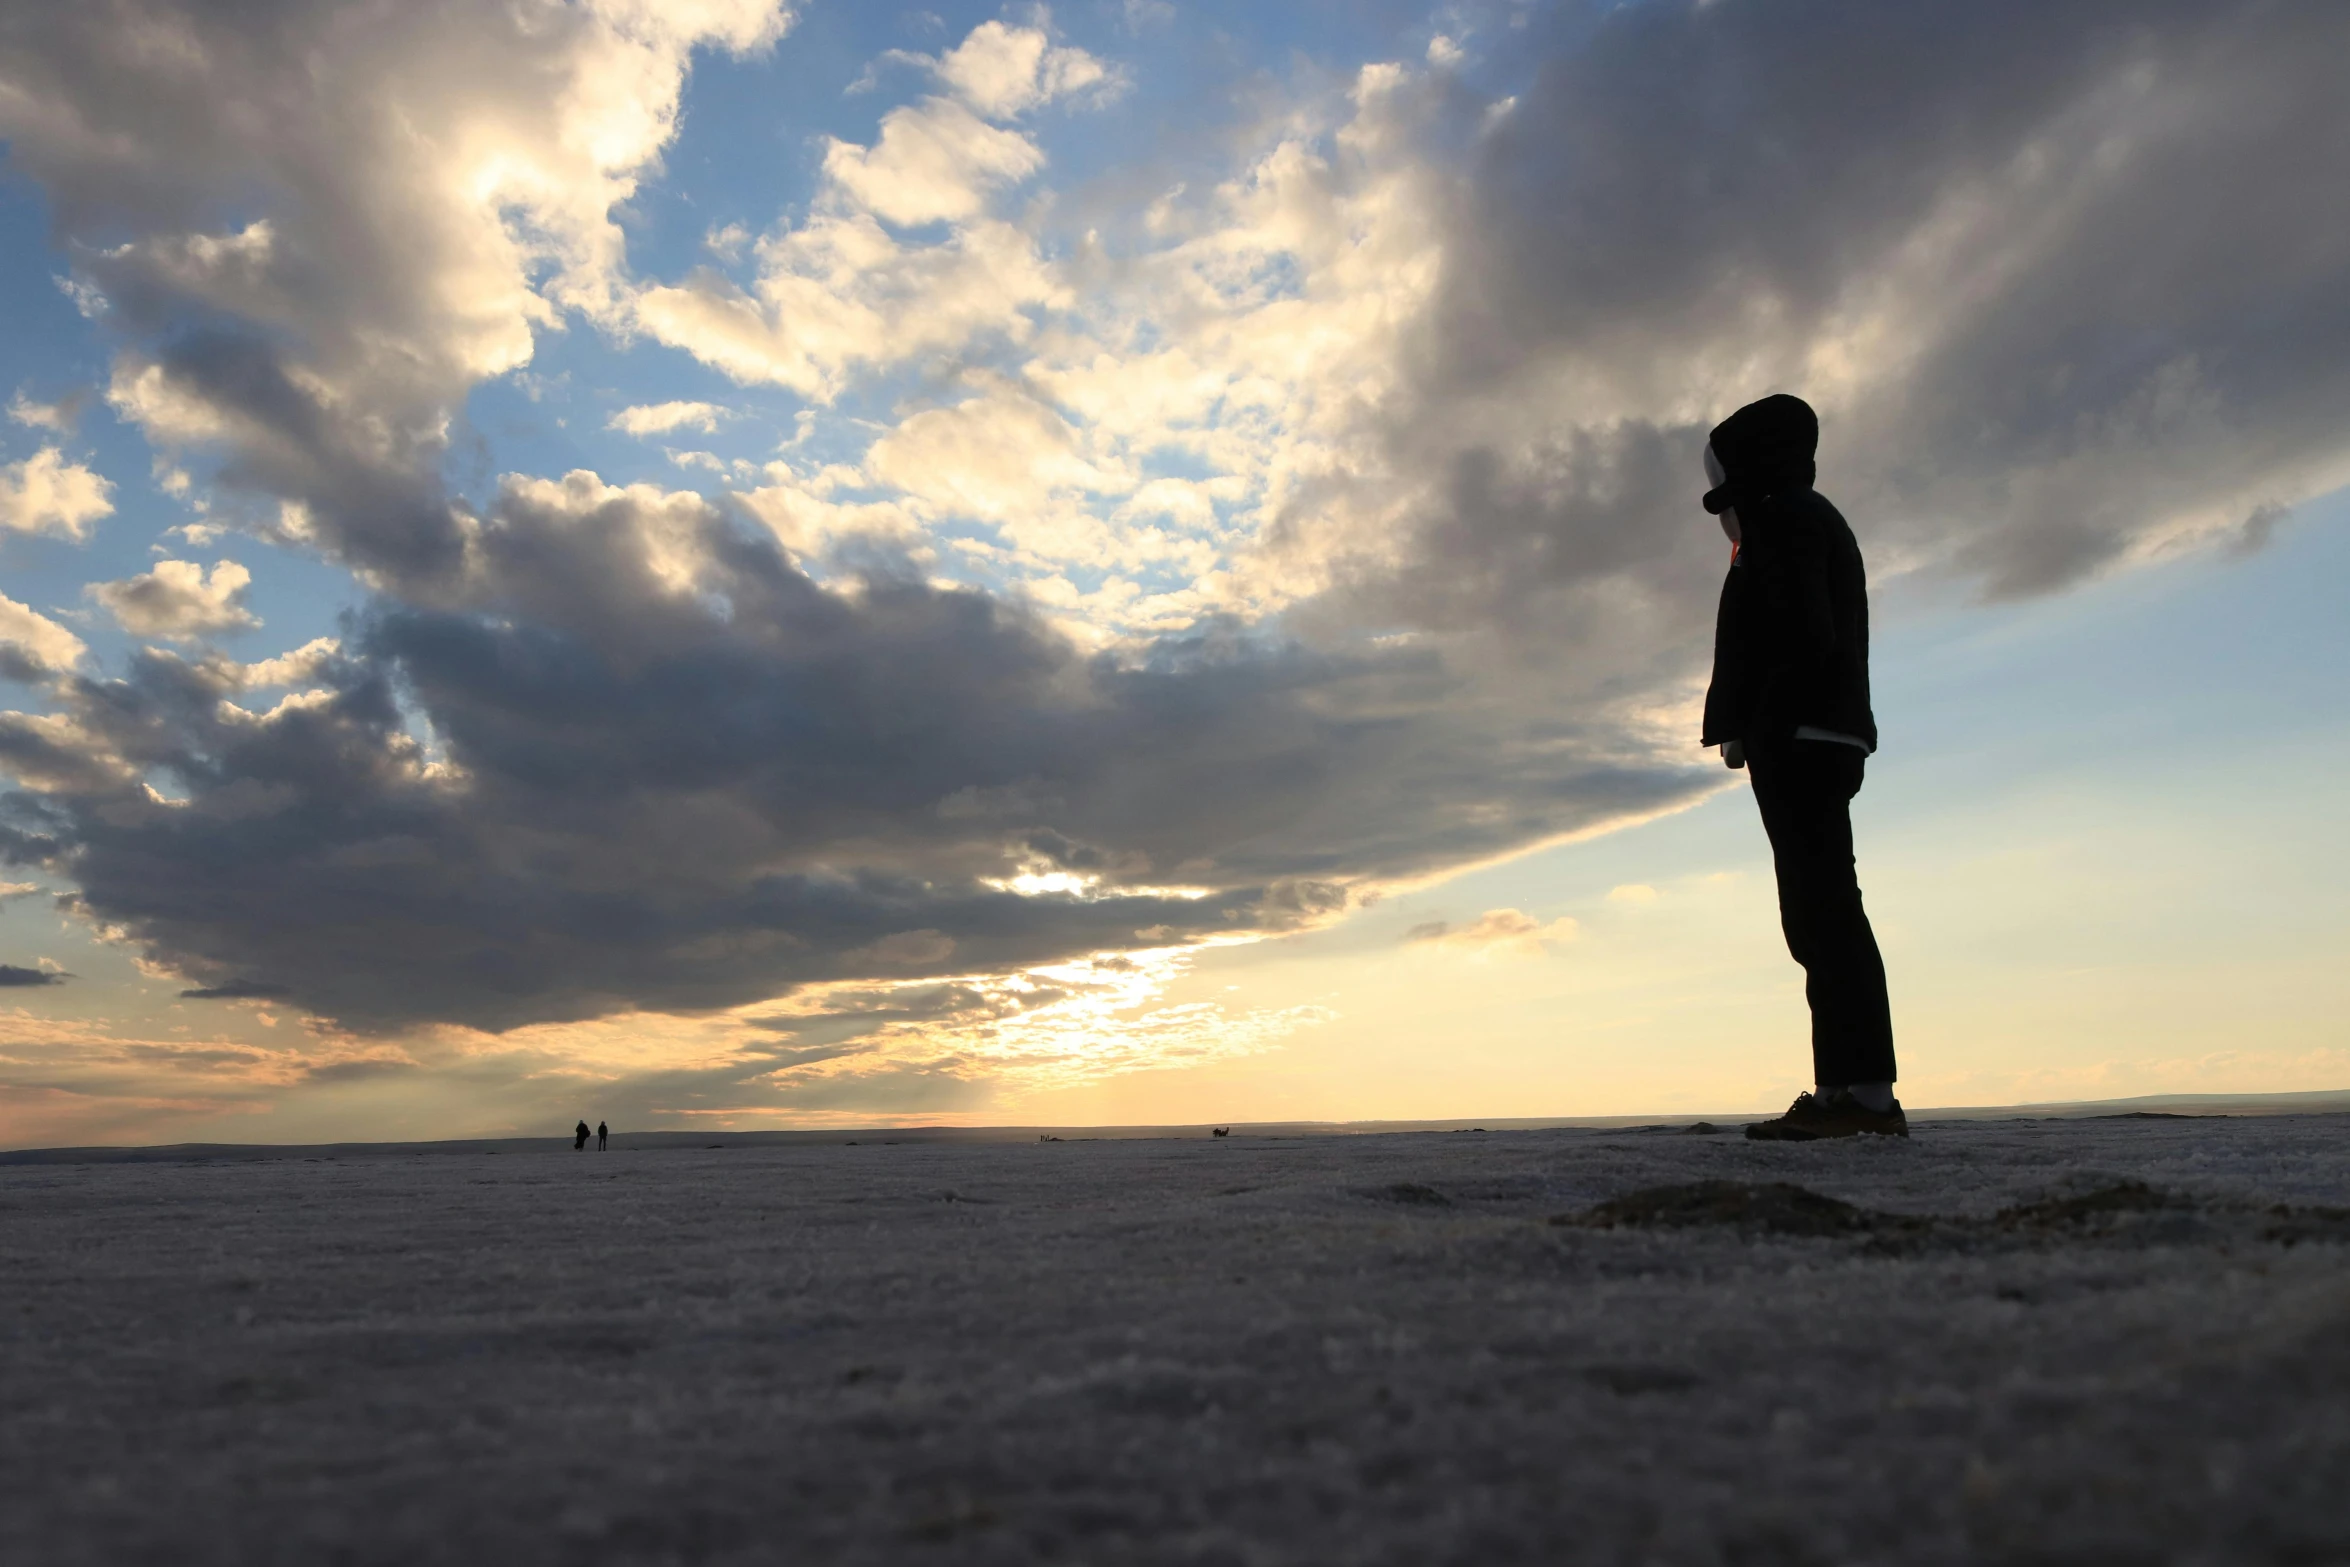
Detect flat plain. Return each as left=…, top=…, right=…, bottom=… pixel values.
left=5, top=1113, right=2348, bottom=1565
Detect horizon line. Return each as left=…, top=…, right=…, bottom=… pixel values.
left=8, top=1087, right=2347, bottom=1162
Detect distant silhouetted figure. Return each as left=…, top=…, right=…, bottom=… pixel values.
left=1212, top=1127, right=1230, bottom=1138
left=1697, top=395, right=1904, bottom=1141
left=574, top=1119, right=591, bottom=1151
left=597, top=1121, right=608, bottom=1151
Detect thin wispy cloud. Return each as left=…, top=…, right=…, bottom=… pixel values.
left=607, top=401, right=732, bottom=437
left=1407, top=909, right=1580, bottom=958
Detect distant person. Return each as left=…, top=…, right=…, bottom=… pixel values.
left=574, top=1119, right=591, bottom=1151
left=1698, top=394, right=1904, bottom=1140
left=597, top=1121, right=608, bottom=1151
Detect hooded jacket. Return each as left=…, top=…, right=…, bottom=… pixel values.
left=1699, top=395, right=1877, bottom=752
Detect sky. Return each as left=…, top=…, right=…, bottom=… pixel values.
left=0, top=0, right=2344, bottom=1148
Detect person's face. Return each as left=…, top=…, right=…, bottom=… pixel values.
left=1703, top=444, right=1739, bottom=545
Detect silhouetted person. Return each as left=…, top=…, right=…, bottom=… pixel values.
left=574, top=1119, right=591, bottom=1151
left=1698, top=394, right=1904, bottom=1140
left=597, top=1121, right=608, bottom=1151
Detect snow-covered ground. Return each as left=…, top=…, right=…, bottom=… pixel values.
left=5, top=1114, right=2348, bottom=1565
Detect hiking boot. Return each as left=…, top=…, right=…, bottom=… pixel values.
left=1745, top=1090, right=1909, bottom=1141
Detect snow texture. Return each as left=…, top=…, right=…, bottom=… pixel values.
left=5, top=1114, right=2349, bottom=1564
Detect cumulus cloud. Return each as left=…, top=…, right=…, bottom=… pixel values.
left=633, top=24, right=1092, bottom=401
left=657, top=45, right=1467, bottom=641
left=636, top=211, right=1061, bottom=399
left=89, top=560, right=261, bottom=641
left=0, top=470, right=1689, bottom=1031
left=608, top=401, right=730, bottom=437
left=862, top=385, right=1122, bottom=523
left=0, top=0, right=794, bottom=588
left=813, top=24, right=1112, bottom=227
left=824, top=98, right=1046, bottom=227
left=0, top=448, right=113, bottom=539
left=237, top=637, right=343, bottom=691
left=931, top=20, right=1113, bottom=118
left=737, top=468, right=925, bottom=558
left=1388, top=0, right=2350, bottom=614
left=0, top=594, right=88, bottom=681
left=1, top=0, right=2344, bottom=1077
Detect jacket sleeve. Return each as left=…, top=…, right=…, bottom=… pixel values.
left=1746, top=517, right=1839, bottom=733
left=1699, top=562, right=1745, bottom=747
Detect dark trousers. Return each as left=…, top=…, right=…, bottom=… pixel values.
left=1747, top=739, right=1897, bottom=1086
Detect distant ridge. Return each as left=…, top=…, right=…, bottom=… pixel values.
left=1915, top=1087, right=2350, bottom=1121
left=5, top=1088, right=2347, bottom=1163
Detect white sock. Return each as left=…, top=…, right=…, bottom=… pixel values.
left=1844, top=1082, right=1895, bottom=1112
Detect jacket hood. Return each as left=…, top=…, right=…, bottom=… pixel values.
left=1701, top=393, right=1817, bottom=515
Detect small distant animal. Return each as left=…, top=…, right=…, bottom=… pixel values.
left=1212, top=1127, right=1230, bottom=1138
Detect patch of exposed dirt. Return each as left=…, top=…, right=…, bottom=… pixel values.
left=1554, top=1179, right=2350, bottom=1252
left=2263, top=1204, right=2350, bottom=1247
left=1364, top=1182, right=1452, bottom=1207
left=1991, top=1180, right=2184, bottom=1230
left=1556, top=1180, right=1882, bottom=1237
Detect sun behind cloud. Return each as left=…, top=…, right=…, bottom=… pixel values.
left=0, top=0, right=2346, bottom=1142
